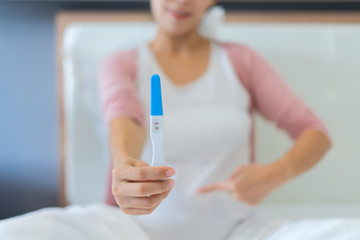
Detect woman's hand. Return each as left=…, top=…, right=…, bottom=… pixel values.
left=112, top=157, right=175, bottom=215
left=197, top=163, right=288, bottom=205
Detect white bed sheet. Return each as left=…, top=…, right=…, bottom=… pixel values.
left=257, top=204, right=360, bottom=219
left=228, top=204, right=360, bottom=240
left=1, top=203, right=359, bottom=240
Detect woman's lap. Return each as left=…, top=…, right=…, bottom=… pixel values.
left=1, top=204, right=360, bottom=240
left=228, top=215, right=360, bottom=240
left=0, top=203, right=150, bottom=240
left=266, top=218, right=360, bottom=240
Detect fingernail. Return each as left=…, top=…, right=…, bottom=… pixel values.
left=165, top=169, right=175, bottom=177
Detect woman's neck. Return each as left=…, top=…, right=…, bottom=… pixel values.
left=149, top=29, right=209, bottom=55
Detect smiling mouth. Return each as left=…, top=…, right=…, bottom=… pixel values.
left=166, top=8, right=192, bottom=20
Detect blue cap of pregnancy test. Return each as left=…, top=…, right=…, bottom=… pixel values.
left=151, top=74, right=163, bottom=116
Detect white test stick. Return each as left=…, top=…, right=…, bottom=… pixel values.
left=150, top=74, right=166, bottom=166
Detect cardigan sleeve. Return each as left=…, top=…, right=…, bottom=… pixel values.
left=225, top=43, right=330, bottom=141
left=98, top=49, right=146, bottom=128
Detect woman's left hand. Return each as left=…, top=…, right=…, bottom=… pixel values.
left=197, top=163, right=288, bottom=205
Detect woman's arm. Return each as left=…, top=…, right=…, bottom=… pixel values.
left=272, top=129, right=332, bottom=182
left=99, top=50, right=175, bottom=215
left=199, top=44, right=332, bottom=204
left=198, top=129, right=331, bottom=205
left=109, top=116, right=146, bottom=168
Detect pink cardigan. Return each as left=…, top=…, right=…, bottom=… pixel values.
left=99, top=42, right=330, bottom=205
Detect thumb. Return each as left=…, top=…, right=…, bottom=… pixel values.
left=197, top=180, right=231, bottom=194
left=126, top=158, right=149, bottom=167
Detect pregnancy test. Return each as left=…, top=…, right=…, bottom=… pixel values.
left=150, top=74, right=167, bottom=167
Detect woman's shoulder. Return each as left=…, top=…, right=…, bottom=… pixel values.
left=100, top=40, right=154, bottom=72
left=215, top=41, right=255, bottom=60
left=102, top=48, right=137, bottom=67
left=99, top=47, right=139, bottom=79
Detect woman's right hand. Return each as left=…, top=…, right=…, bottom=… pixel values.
left=112, top=157, right=175, bottom=215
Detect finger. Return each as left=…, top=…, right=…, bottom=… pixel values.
left=125, top=179, right=174, bottom=197
left=123, top=189, right=171, bottom=209
left=121, top=207, right=154, bottom=215
left=118, top=166, right=176, bottom=181
left=197, top=181, right=231, bottom=193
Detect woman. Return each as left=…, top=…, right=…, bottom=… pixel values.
left=99, top=0, right=332, bottom=239
left=1, top=1, right=347, bottom=240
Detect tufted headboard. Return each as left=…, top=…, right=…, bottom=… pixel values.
left=56, top=10, right=360, bottom=207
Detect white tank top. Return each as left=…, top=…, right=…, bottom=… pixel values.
left=134, top=41, right=253, bottom=240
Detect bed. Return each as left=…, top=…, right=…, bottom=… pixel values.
left=56, top=7, right=360, bottom=231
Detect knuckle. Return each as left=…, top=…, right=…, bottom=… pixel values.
left=118, top=186, right=126, bottom=197
left=150, top=202, right=161, bottom=213
left=135, top=184, right=146, bottom=195
left=145, top=208, right=154, bottom=214
left=162, top=181, right=169, bottom=191
left=121, top=208, right=131, bottom=215
left=116, top=197, right=125, bottom=207
left=135, top=169, right=146, bottom=179
left=112, top=168, right=122, bottom=179
left=113, top=183, right=125, bottom=197
left=143, top=198, right=155, bottom=209
left=114, top=198, right=121, bottom=207
left=111, top=183, right=118, bottom=195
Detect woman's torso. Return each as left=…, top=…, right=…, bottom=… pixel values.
left=133, top=40, right=254, bottom=240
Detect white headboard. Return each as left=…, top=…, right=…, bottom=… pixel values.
left=58, top=10, right=360, bottom=206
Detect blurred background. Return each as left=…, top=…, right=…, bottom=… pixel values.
left=1, top=0, right=360, bottom=220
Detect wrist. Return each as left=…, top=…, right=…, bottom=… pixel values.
left=268, top=158, right=293, bottom=185
left=112, top=153, right=133, bottom=168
